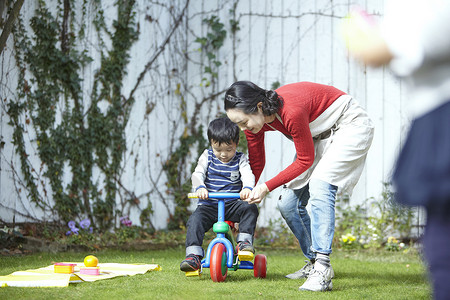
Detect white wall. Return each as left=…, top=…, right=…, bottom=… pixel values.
left=0, top=0, right=421, bottom=229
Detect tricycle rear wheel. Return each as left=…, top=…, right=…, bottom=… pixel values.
left=254, top=254, right=267, bottom=278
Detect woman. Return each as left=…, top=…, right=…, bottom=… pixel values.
left=224, top=81, right=374, bottom=292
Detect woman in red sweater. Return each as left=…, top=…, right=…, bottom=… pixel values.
left=225, top=81, right=374, bottom=292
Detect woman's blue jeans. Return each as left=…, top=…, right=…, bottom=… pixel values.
left=277, top=178, right=338, bottom=259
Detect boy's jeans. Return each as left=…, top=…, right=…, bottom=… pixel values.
left=277, top=178, right=338, bottom=259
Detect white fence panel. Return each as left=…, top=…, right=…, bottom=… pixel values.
left=0, top=0, right=423, bottom=230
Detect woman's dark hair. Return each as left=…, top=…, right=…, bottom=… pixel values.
left=224, top=81, right=282, bottom=116
left=207, top=117, right=240, bottom=145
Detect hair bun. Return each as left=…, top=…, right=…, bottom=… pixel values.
left=261, top=89, right=281, bottom=115
left=265, top=90, right=278, bottom=102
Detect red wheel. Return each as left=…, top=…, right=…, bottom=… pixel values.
left=210, top=243, right=228, bottom=282
left=254, top=254, right=267, bottom=278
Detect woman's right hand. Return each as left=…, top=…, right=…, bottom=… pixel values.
left=246, top=183, right=269, bottom=204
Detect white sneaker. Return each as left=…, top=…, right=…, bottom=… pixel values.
left=299, top=265, right=333, bottom=292
left=329, top=264, right=335, bottom=278
left=285, top=260, right=314, bottom=279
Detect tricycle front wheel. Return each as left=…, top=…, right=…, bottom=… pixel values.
left=210, top=243, right=228, bottom=282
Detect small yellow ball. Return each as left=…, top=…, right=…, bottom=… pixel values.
left=84, top=255, right=99, bottom=267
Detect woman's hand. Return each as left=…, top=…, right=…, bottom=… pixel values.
left=246, top=184, right=269, bottom=204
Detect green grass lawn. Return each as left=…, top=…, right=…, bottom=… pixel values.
left=0, top=247, right=430, bottom=299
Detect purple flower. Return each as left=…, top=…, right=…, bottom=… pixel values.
left=66, top=220, right=80, bottom=235
left=68, top=220, right=77, bottom=229
left=66, top=227, right=79, bottom=236
left=120, top=216, right=132, bottom=227
left=80, top=218, right=91, bottom=230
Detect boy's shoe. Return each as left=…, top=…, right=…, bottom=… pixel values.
left=237, top=241, right=255, bottom=253
left=299, top=265, right=333, bottom=292
left=180, top=254, right=201, bottom=272
left=285, top=260, right=314, bottom=279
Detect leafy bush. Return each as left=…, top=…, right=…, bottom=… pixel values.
left=335, top=183, right=417, bottom=250
left=0, top=226, right=25, bottom=250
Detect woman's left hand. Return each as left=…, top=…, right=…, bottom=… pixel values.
left=246, top=184, right=269, bottom=204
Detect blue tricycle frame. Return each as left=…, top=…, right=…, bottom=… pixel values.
left=186, top=192, right=267, bottom=282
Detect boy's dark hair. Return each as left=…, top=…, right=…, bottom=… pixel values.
left=207, top=117, right=240, bottom=145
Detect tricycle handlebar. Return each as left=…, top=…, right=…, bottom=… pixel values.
left=188, top=192, right=241, bottom=199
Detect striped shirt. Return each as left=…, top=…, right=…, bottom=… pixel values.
left=191, top=149, right=255, bottom=205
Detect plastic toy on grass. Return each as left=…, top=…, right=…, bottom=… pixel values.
left=80, top=267, right=100, bottom=275
left=54, top=263, right=76, bottom=274
left=185, top=192, right=267, bottom=282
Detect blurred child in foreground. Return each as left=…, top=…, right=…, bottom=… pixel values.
left=342, top=1, right=450, bottom=299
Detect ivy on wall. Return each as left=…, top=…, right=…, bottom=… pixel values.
left=7, top=0, right=139, bottom=230
left=3, top=0, right=240, bottom=231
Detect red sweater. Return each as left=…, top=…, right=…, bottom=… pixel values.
left=245, top=82, right=346, bottom=191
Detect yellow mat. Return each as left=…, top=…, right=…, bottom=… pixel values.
left=0, top=262, right=161, bottom=288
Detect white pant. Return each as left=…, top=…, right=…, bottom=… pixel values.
left=286, top=97, right=375, bottom=196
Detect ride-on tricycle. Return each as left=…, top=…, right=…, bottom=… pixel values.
left=185, top=192, right=267, bottom=282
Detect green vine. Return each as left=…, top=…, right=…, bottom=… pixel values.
left=6, top=3, right=240, bottom=232
left=8, top=0, right=138, bottom=230
left=163, top=129, right=208, bottom=230
left=195, top=15, right=227, bottom=87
